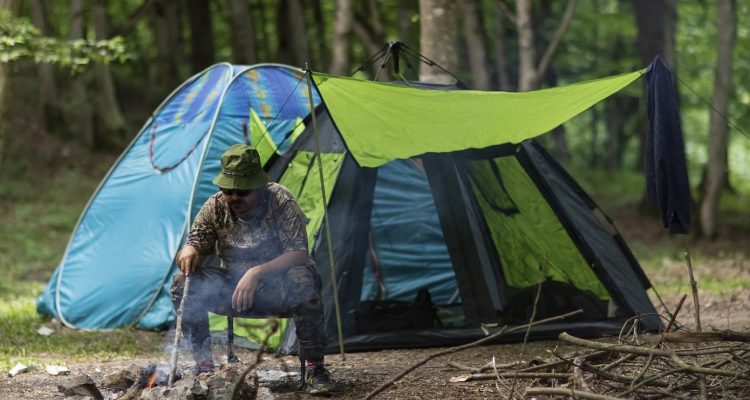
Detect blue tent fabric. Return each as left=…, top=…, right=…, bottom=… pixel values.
left=361, top=159, right=457, bottom=304
left=644, top=57, right=692, bottom=234
left=37, top=64, right=319, bottom=330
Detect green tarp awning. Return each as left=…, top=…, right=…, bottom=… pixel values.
left=312, top=70, right=644, bottom=168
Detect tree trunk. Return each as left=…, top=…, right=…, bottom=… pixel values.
left=255, top=0, right=271, bottom=60
left=29, top=0, right=60, bottom=133
left=287, top=0, right=309, bottom=67
left=352, top=0, right=386, bottom=72
left=186, top=0, right=215, bottom=72
left=0, top=0, right=18, bottom=170
left=516, top=0, right=537, bottom=91
left=275, top=1, right=292, bottom=64
left=66, top=0, right=95, bottom=148
left=604, top=95, right=638, bottom=170
left=92, top=0, right=128, bottom=150
left=329, top=0, right=353, bottom=75
left=493, top=3, right=511, bottom=91
left=418, top=0, right=458, bottom=84
left=228, top=0, right=257, bottom=65
left=311, top=0, right=328, bottom=70
left=458, top=0, right=491, bottom=90
left=397, top=2, right=417, bottom=49
left=150, top=0, right=184, bottom=91
left=700, top=0, right=736, bottom=239
left=516, top=0, right=575, bottom=92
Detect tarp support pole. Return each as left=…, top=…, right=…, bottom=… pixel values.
left=305, top=68, right=346, bottom=361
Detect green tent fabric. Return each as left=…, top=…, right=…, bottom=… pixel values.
left=312, top=70, right=644, bottom=168
left=279, top=151, right=346, bottom=249
left=466, top=157, right=608, bottom=299
left=249, top=108, right=278, bottom=166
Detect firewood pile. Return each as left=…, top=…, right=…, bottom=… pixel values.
left=447, top=306, right=750, bottom=399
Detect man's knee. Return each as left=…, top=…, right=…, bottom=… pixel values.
left=286, top=265, right=322, bottom=307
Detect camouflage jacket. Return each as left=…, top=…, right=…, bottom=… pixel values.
left=186, top=183, right=308, bottom=270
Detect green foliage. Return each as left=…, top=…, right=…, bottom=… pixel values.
left=0, top=9, right=130, bottom=71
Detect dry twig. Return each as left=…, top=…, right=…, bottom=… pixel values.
left=525, top=387, right=627, bottom=400
left=362, top=309, right=583, bottom=400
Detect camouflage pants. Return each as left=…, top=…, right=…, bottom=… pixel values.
left=170, top=263, right=326, bottom=362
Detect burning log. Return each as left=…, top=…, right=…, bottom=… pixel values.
left=102, top=366, right=138, bottom=391
left=143, top=363, right=173, bottom=389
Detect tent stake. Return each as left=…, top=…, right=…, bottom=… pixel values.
left=305, top=68, right=346, bottom=361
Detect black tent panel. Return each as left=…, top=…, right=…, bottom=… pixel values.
left=422, top=153, right=498, bottom=324
left=519, top=142, right=659, bottom=330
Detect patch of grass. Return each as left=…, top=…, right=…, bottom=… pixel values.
left=0, top=151, right=164, bottom=372
left=0, top=293, right=163, bottom=371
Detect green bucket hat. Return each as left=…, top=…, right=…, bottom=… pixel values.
left=212, top=144, right=270, bottom=190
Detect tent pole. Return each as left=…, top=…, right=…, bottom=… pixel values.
left=305, top=68, right=346, bottom=361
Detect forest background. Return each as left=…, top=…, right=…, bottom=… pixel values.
left=0, top=0, right=748, bottom=374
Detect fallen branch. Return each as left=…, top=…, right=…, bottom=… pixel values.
left=447, top=360, right=499, bottom=373
left=560, top=332, right=749, bottom=379
left=363, top=309, right=583, bottom=400
left=552, top=348, right=669, bottom=388
left=452, top=372, right=568, bottom=382
left=519, top=350, right=606, bottom=373
left=664, top=331, right=750, bottom=343
left=573, top=356, right=592, bottom=392
left=525, top=387, right=627, bottom=400
left=560, top=332, right=679, bottom=357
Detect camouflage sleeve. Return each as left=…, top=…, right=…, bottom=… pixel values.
left=186, top=196, right=219, bottom=256
left=271, top=185, right=309, bottom=253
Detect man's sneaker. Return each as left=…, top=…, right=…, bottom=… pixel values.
left=305, top=365, right=336, bottom=394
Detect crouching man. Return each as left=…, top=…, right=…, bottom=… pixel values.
left=170, top=144, right=335, bottom=394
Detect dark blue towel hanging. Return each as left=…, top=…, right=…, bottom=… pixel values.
left=644, top=56, right=692, bottom=234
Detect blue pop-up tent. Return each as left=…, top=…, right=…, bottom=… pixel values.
left=37, top=64, right=320, bottom=330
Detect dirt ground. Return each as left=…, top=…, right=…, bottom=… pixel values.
left=2, top=287, right=748, bottom=400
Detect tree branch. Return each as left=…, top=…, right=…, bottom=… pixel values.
left=496, top=0, right=517, bottom=25
left=112, top=0, right=154, bottom=38
left=525, top=387, right=627, bottom=400
left=536, top=0, right=576, bottom=78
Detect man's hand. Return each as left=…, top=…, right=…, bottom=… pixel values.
left=232, top=268, right=261, bottom=312
left=177, top=245, right=202, bottom=276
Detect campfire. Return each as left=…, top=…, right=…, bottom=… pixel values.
left=142, top=363, right=173, bottom=389
left=56, top=361, right=264, bottom=400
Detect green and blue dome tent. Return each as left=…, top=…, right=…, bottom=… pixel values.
left=270, top=68, right=668, bottom=353
left=37, top=63, right=320, bottom=330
